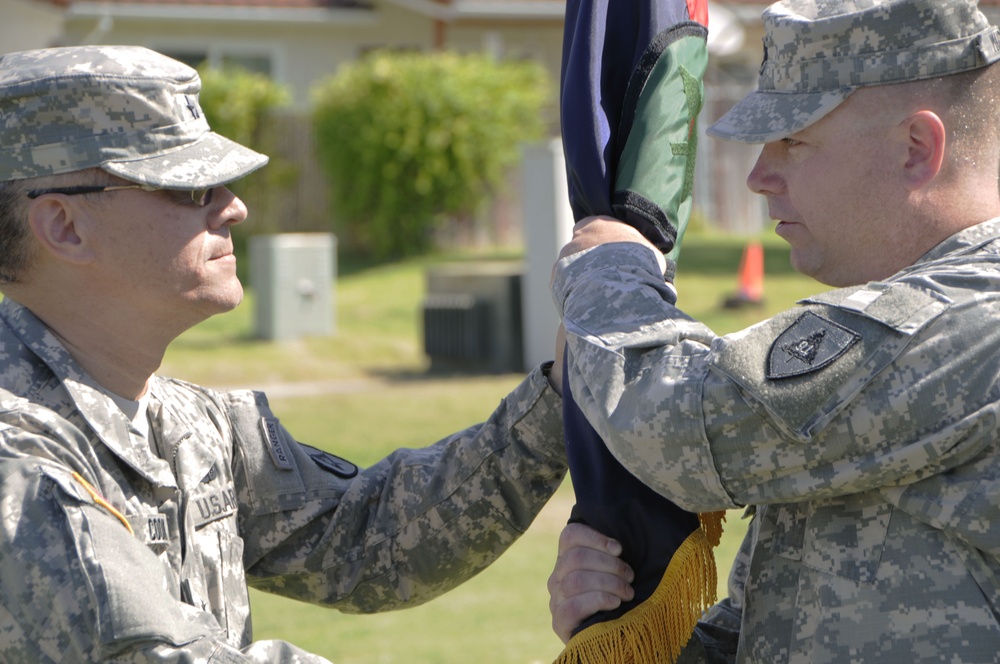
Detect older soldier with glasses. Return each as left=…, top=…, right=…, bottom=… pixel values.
left=547, top=0, right=1000, bottom=662
left=0, top=45, right=567, bottom=662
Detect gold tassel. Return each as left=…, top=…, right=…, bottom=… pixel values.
left=553, top=513, right=725, bottom=664
left=699, top=510, right=726, bottom=548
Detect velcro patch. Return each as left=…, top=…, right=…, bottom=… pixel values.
left=143, top=514, right=170, bottom=545
left=767, top=312, right=861, bottom=380
left=192, top=486, right=238, bottom=529
left=201, top=463, right=218, bottom=484
left=127, top=513, right=171, bottom=550
left=302, top=444, right=359, bottom=479
left=260, top=416, right=294, bottom=470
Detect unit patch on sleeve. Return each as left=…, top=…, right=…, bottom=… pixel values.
left=767, top=311, right=861, bottom=380
left=301, top=443, right=359, bottom=479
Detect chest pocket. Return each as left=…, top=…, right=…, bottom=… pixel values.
left=158, top=398, right=251, bottom=644
left=183, top=522, right=249, bottom=646
left=180, top=469, right=249, bottom=645
left=758, top=494, right=893, bottom=584
left=710, top=282, right=949, bottom=441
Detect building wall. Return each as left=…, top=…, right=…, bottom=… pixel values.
left=57, top=3, right=446, bottom=107
left=0, top=0, right=63, bottom=54
left=55, top=3, right=565, bottom=109
left=444, top=21, right=563, bottom=81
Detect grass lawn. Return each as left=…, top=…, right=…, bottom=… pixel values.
left=160, top=230, right=820, bottom=663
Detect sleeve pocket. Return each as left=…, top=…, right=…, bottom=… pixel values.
left=226, top=390, right=308, bottom=515
left=763, top=495, right=891, bottom=584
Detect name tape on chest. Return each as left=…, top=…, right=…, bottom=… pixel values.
left=127, top=513, right=171, bottom=547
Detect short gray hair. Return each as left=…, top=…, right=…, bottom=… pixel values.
left=0, top=169, right=117, bottom=285
left=0, top=178, right=33, bottom=285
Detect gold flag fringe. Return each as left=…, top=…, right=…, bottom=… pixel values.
left=700, top=510, right=725, bottom=548
left=553, top=511, right=727, bottom=664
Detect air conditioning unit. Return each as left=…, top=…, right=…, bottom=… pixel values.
left=423, top=293, right=490, bottom=362
left=248, top=233, right=336, bottom=341
left=422, top=263, right=523, bottom=373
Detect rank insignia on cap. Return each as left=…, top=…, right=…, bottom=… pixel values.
left=767, top=312, right=860, bottom=380
left=184, top=95, right=201, bottom=119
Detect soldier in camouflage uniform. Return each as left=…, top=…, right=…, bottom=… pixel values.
left=546, top=0, right=1000, bottom=662
left=0, top=45, right=567, bottom=662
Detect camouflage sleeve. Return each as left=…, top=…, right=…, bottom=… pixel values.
left=0, top=447, right=334, bottom=663
left=230, top=364, right=566, bottom=613
left=552, top=242, right=999, bottom=513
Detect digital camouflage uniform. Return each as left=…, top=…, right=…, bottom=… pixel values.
left=555, top=219, right=1000, bottom=664
left=554, top=1, right=1000, bottom=662
left=0, top=298, right=566, bottom=662
left=0, top=45, right=567, bottom=662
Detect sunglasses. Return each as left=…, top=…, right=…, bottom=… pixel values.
left=26, top=184, right=215, bottom=207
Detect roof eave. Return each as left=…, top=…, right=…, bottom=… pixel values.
left=382, top=0, right=564, bottom=22
left=66, top=1, right=377, bottom=24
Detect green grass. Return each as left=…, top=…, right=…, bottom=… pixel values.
left=160, top=231, right=820, bottom=662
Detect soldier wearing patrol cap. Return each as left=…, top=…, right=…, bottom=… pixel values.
left=0, top=45, right=568, bottom=661
left=547, top=0, right=1000, bottom=662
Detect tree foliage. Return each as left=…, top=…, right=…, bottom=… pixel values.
left=312, top=51, right=551, bottom=258
left=197, top=65, right=291, bottom=149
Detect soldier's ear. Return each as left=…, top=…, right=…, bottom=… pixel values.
left=901, top=110, right=946, bottom=191
left=27, top=196, right=96, bottom=265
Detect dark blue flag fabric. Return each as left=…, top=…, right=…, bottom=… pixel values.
left=555, top=2, right=723, bottom=662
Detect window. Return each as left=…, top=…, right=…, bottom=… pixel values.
left=158, top=49, right=273, bottom=76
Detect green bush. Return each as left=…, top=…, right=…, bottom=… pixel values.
left=312, top=51, right=551, bottom=259
left=197, top=66, right=291, bottom=148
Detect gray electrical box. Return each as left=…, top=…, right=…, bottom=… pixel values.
left=422, top=262, right=523, bottom=373
left=248, top=233, right=336, bottom=341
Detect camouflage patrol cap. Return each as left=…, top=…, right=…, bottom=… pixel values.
left=0, top=45, right=268, bottom=186
left=707, top=0, right=1000, bottom=143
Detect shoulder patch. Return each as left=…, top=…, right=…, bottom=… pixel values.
left=767, top=312, right=861, bottom=380
left=302, top=444, right=359, bottom=479
left=260, top=416, right=294, bottom=471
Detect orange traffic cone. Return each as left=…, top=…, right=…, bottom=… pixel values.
left=723, top=241, right=764, bottom=308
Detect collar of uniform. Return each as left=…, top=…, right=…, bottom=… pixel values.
left=0, top=298, right=177, bottom=487
left=0, top=297, right=92, bottom=388
left=910, top=216, right=1000, bottom=266
left=146, top=377, right=220, bottom=492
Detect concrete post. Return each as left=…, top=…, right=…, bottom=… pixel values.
left=521, top=139, right=574, bottom=371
